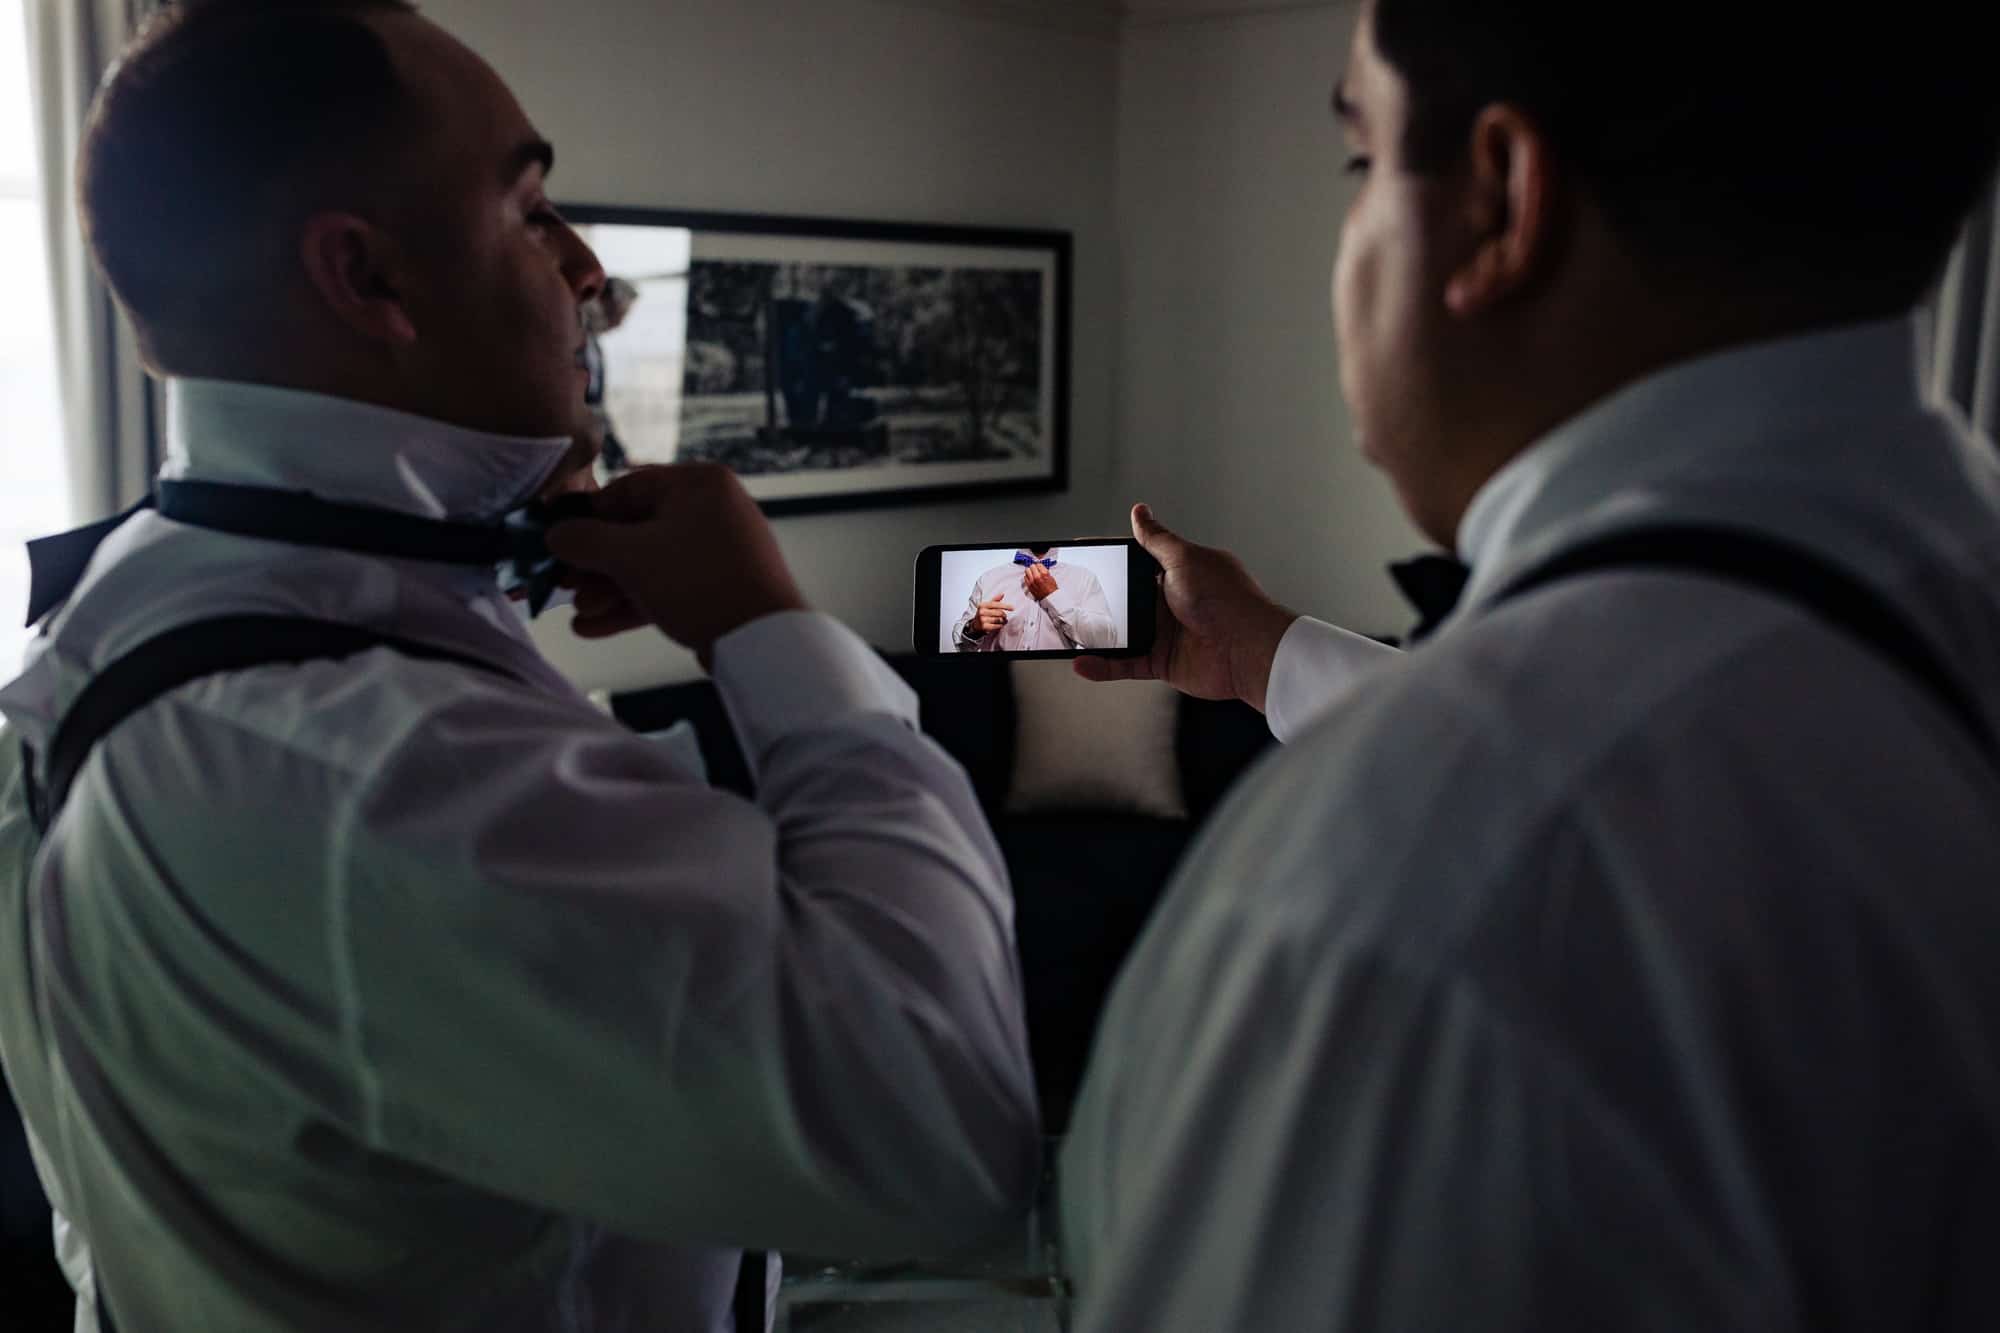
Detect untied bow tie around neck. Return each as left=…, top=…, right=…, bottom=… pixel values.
left=1387, top=552, right=1471, bottom=644
left=23, top=480, right=594, bottom=626
left=1014, top=553, right=1057, bottom=568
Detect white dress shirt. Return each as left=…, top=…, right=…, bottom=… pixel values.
left=0, top=378, right=1039, bottom=1333
left=1061, top=319, right=2000, bottom=1331
left=952, top=551, right=1118, bottom=652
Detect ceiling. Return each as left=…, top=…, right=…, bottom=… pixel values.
left=887, top=0, right=1341, bottom=38
left=1117, top=0, right=1331, bottom=12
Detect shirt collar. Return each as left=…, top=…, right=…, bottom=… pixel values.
left=160, top=378, right=573, bottom=523
left=1452, top=316, right=1924, bottom=610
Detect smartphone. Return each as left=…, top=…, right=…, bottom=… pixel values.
left=914, top=538, right=1158, bottom=658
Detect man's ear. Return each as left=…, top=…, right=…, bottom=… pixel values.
left=1443, top=104, right=1558, bottom=317
left=298, top=213, right=419, bottom=347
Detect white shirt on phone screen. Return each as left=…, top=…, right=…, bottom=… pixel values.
left=951, top=550, right=1119, bottom=652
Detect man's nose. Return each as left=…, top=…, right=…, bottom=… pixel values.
left=562, top=223, right=606, bottom=305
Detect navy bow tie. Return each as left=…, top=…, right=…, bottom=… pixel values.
left=1387, top=552, right=1471, bottom=644
left=24, top=480, right=590, bottom=626
left=1014, top=553, right=1057, bottom=569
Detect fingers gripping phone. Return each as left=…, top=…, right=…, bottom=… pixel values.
left=913, top=539, right=1158, bottom=658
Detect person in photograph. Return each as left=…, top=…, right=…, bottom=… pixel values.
left=581, top=275, right=638, bottom=473
left=952, top=546, right=1118, bottom=651
left=805, top=275, right=878, bottom=430
left=1059, top=0, right=2000, bottom=1330
left=0, top=4, right=1039, bottom=1332
left=780, top=271, right=879, bottom=434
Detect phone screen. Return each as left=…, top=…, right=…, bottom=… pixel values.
left=913, top=539, right=1156, bottom=658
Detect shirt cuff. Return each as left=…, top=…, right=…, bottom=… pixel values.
left=1264, top=616, right=1403, bottom=744
left=709, top=610, right=918, bottom=773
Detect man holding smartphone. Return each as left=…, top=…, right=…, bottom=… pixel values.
left=1060, top=2, right=2000, bottom=1331
left=952, top=546, right=1119, bottom=652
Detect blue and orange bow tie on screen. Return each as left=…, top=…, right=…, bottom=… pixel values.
left=1014, top=553, right=1057, bottom=569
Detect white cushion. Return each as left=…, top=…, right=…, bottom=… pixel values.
left=1005, top=662, right=1187, bottom=818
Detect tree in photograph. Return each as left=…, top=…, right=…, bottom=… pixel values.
left=684, top=261, right=775, bottom=394
left=944, top=270, right=1042, bottom=456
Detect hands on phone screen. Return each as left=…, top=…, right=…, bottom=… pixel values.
left=973, top=596, right=1014, bottom=635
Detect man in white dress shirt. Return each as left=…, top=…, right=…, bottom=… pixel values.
left=0, top=3, right=1037, bottom=1330
left=952, top=547, right=1119, bottom=652
left=1063, top=2, right=2000, bottom=1330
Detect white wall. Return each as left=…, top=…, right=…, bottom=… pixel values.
left=419, top=0, right=1123, bottom=689
left=1114, top=2, right=1424, bottom=638
left=419, top=0, right=1424, bottom=687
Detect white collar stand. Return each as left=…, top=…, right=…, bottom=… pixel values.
left=1454, top=317, right=1923, bottom=584
left=161, top=378, right=573, bottom=524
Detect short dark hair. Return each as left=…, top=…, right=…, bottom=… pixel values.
left=79, top=0, right=422, bottom=351
left=1370, top=2, right=2000, bottom=314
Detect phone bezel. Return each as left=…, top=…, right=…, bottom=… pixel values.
left=912, top=538, right=1158, bottom=659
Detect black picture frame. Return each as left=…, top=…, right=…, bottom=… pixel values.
left=562, top=204, right=1072, bottom=517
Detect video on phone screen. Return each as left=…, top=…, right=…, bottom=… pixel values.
left=939, top=544, right=1132, bottom=653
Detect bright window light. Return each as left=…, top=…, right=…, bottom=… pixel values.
left=1, top=0, right=72, bottom=674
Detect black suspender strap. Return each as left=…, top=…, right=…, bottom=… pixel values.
left=734, top=1248, right=769, bottom=1332
left=24, top=614, right=519, bottom=837
left=1494, top=524, right=1999, bottom=769
left=19, top=613, right=525, bottom=1333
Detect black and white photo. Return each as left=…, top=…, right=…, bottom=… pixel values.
left=566, top=207, right=1070, bottom=513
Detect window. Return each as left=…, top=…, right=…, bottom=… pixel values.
left=1, top=0, right=71, bottom=674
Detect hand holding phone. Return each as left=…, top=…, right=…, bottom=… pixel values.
left=1072, top=504, right=1298, bottom=712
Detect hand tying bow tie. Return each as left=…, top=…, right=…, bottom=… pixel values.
left=1387, top=552, right=1471, bottom=645
left=1014, top=553, right=1057, bottom=568
left=24, top=481, right=593, bottom=626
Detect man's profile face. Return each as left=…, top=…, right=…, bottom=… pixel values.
left=1329, top=4, right=1469, bottom=539
left=366, top=14, right=605, bottom=490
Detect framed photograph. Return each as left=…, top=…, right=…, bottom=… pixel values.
left=563, top=205, right=1071, bottom=515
